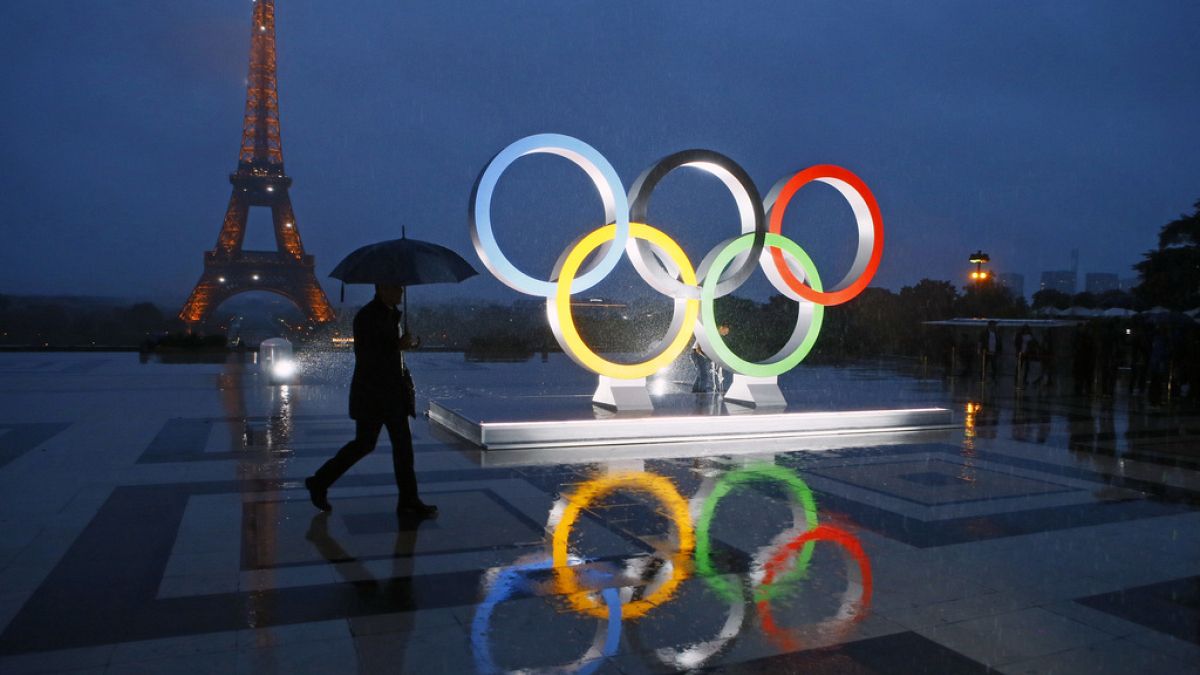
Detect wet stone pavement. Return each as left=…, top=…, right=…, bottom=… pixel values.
left=0, top=351, right=1197, bottom=674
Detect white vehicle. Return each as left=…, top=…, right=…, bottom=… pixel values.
left=259, top=337, right=297, bottom=384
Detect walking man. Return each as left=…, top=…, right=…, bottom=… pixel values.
left=979, top=320, right=1001, bottom=382
left=305, top=284, right=437, bottom=517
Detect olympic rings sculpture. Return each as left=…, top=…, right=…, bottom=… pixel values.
left=470, top=133, right=884, bottom=381
left=468, top=463, right=873, bottom=672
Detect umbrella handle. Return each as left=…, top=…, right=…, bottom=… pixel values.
left=401, top=287, right=410, bottom=369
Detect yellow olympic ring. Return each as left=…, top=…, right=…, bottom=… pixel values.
left=551, top=222, right=700, bottom=380
left=551, top=472, right=695, bottom=620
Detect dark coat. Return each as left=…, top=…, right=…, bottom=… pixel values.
left=348, top=297, right=411, bottom=421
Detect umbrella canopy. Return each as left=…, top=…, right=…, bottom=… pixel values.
left=329, top=237, right=478, bottom=286
left=1101, top=307, right=1136, bottom=318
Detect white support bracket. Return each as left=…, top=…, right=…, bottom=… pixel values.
left=592, top=376, right=654, bottom=412
left=723, top=374, right=787, bottom=409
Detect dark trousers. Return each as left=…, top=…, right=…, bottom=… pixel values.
left=312, top=415, right=419, bottom=502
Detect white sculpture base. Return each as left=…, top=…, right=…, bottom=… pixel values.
left=592, top=376, right=653, bottom=411
left=723, top=374, right=787, bottom=409
left=428, top=396, right=956, bottom=452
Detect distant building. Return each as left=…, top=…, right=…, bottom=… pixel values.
left=1085, top=273, right=1119, bottom=294
left=1040, top=270, right=1076, bottom=295
left=1120, top=277, right=1140, bottom=292
left=995, top=273, right=1025, bottom=299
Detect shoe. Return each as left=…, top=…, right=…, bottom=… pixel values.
left=396, top=499, right=438, bottom=518
left=304, top=476, right=332, bottom=512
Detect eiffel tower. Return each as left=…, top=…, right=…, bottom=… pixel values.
left=180, top=0, right=334, bottom=326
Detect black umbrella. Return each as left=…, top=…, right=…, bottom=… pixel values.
left=329, top=231, right=478, bottom=349
left=329, top=232, right=478, bottom=287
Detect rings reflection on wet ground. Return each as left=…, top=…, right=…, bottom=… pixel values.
left=0, top=351, right=1196, bottom=674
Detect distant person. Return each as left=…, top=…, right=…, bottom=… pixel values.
left=1096, top=321, right=1118, bottom=397
left=691, top=325, right=731, bottom=393
left=1183, top=324, right=1199, bottom=401
left=979, top=321, right=1001, bottom=382
left=1147, top=324, right=1171, bottom=406
left=1128, top=322, right=1150, bottom=395
left=691, top=342, right=715, bottom=392
left=1015, top=324, right=1034, bottom=388
left=1035, top=332, right=1055, bottom=388
left=1072, top=323, right=1096, bottom=396
left=957, top=332, right=973, bottom=377
left=305, top=284, right=437, bottom=518
left=1025, top=333, right=1043, bottom=386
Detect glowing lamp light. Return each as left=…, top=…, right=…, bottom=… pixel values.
left=266, top=186, right=274, bottom=192
left=968, top=250, right=990, bottom=283
left=218, top=276, right=227, bottom=283
left=272, top=359, right=297, bottom=379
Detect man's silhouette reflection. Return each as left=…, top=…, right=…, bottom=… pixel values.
left=305, top=510, right=426, bottom=609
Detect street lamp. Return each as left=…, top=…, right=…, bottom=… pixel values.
left=968, top=250, right=990, bottom=282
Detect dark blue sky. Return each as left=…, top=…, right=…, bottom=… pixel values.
left=2, top=0, right=1198, bottom=308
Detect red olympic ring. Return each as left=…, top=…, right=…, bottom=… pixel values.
left=767, top=165, right=884, bottom=306
left=756, top=524, right=874, bottom=652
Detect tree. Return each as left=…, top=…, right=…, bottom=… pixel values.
left=1134, top=199, right=1200, bottom=310
left=957, top=281, right=1026, bottom=318
left=1094, top=289, right=1134, bottom=309
left=1070, top=292, right=1097, bottom=309
left=1032, top=288, right=1071, bottom=310
left=896, top=279, right=959, bottom=357
left=898, top=279, right=959, bottom=322
left=123, top=302, right=165, bottom=334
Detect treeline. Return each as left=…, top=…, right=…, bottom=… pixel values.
left=0, top=295, right=184, bottom=348
left=733, top=279, right=1025, bottom=361
left=0, top=280, right=1020, bottom=357
left=0, top=276, right=1167, bottom=359
left=409, top=279, right=1027, bottom=362
left=1030, top=288, right=1136, bottom=310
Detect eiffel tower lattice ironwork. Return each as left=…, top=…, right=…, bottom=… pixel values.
left=180, top=0, right=334, bottom=326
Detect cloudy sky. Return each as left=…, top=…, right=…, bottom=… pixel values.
left=1, top=0, right=1198, bottom=308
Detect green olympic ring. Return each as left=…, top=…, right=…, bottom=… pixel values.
left=698, top=233, right=824, bottom=377
left=693, top=464, right=820, bottom=603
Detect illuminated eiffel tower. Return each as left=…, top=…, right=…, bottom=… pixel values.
left=180, top=0, right=334, bottom=326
